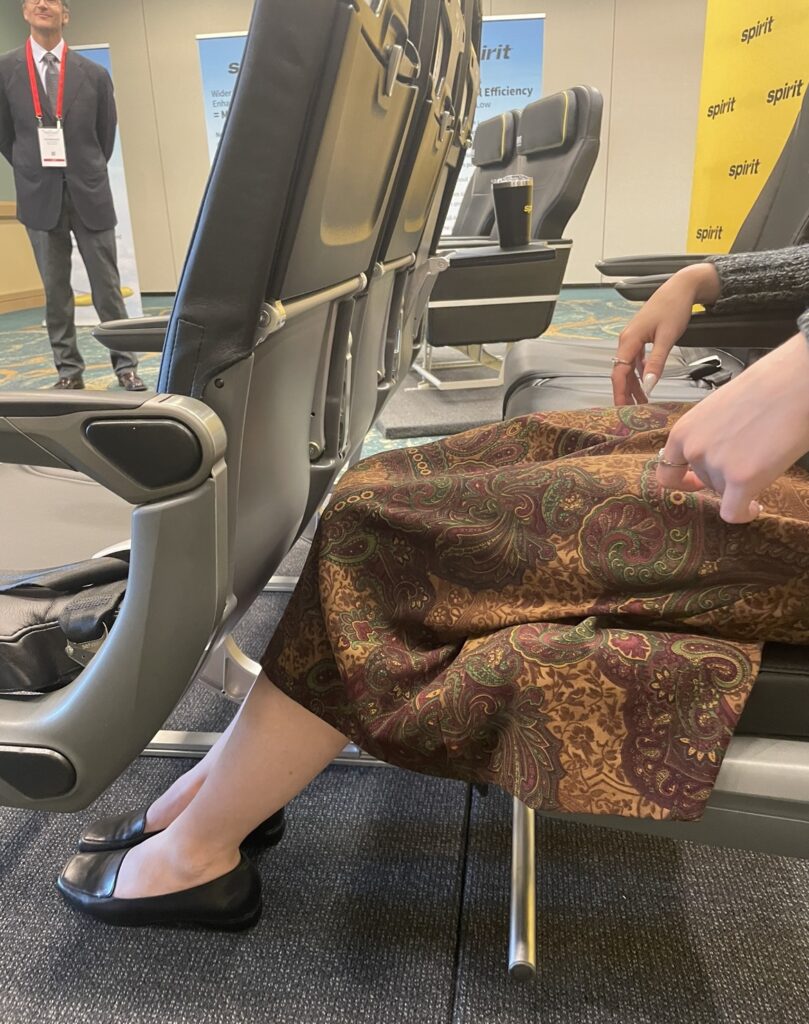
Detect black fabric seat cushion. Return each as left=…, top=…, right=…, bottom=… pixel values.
left=737, top=643, right=809, bottom=739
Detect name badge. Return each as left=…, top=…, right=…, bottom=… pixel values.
left=38, top=126, right=67, bottom=168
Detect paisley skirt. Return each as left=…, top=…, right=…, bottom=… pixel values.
left=262, top=405, right=809, bottom=821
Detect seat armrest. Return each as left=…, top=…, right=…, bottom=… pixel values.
left=0, top=390, right=230, bottom=811
left=597, top=253, right=713, bottom=277
left=0, top=391, right=226, bottom=505
left=446, top=241, right=556, bottom=269
left=437, top=234, right=494, bottom=250
left=614, top=274, right=674, bottom=303
left=429, top=242, right=568, bottom=347
left=678, top=310, right=802, bottom=350
left=93, top=316, right=170, bottom=353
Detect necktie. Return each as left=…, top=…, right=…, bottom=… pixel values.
left=43, top=52, right=59, bottom=113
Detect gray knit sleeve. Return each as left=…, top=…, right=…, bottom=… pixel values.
left=799, top=310, right=809, bottom=342
left=705, top=245, right=809, bottom=315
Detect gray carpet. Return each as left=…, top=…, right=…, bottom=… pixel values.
left=377, top=369, right=504, bottom=438
left=456, top=789, right=809, bottom=1024
left=0, top=760, right=469, bottom=1024
left=1, top=762, right=807, bottom=1023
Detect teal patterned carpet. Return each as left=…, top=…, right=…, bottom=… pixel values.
left=0, top=286, right=637, bottom=455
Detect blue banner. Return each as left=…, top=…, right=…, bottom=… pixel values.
left=445, top=15, right=545, bottom=232
left=70, top=45, right=143, bottom=323
left=197, top=34, right=247, bottom=164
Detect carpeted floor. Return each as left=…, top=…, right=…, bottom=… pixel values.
left=0, top=752, right=806, bottom=1024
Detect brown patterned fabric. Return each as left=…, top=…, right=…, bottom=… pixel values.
left=262, top=405, right=809, bottom=821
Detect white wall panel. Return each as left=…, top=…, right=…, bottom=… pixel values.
left=142, top=0, right=254, bottom=284
left=63, top=4, right=175, bottom=292
left=604, top=0, right=707, bottom=262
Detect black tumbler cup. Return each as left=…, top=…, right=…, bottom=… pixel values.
left=492, top=175, right=533, bottom=248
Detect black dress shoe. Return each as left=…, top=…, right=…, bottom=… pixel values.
left=78, top=805, right=286, bottom=853
left=52, top=375, right=85, bottom=390
left=57, top=850, right=262, bottom=930
left=117, top=371, right=147, bottom=391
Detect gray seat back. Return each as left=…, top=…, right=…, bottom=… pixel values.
left=517, top=85, right=603, bottom=239
left=159, top=0, right=421, bottom=618
left=370, top=0, right=477, bottom=386
left=428, top=4, right=481, bottom=256
left=357, top=0, right=481, bottom=426
left=300, top=0, right=472, bottom=525
left=378, top=0, right=470, bottom=265
left=0, top=0, right=429, bottom=809
left=732, top=87, right=809, bottom=252
left=450, top=109, right=519, bottom=238
left=390, top=0, right=481, bottom=379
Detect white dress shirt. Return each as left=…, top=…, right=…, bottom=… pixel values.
left=29, top=37, right=66, bottom=91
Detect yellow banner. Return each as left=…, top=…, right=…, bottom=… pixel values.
left=688, top=0, right=809, bottom=253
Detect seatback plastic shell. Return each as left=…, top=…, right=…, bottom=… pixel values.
left=0, top=0, right=423, bottom=809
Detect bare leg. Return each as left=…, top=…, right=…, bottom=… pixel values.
left=114, top=674, right=348, bottom=899
left=142, top=701, right=246, bottom=832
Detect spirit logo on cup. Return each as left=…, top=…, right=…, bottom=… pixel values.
left=492, top=175, right=534, bottom=248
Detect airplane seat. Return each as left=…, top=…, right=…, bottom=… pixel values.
left=306, top=0, right=470, bottom=519
left=519, top=85, right=603, bottom=240
left=498, top=90, right=809, bottom=871
left=497, top=84, right=809, bottom=979
left=370, top=0, right=483, bottom=404
left=0, top=0, right=425, bottom=810
left=448, top=109, right=519, bottom=240
left=427, top=86, right=604, bottom=354
left=502, top=86, right=809, bottom=419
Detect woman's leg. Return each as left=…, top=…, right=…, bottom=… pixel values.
left=113, top=674, right=348, bottom=899
left=142, top=700, right=246, bottom=832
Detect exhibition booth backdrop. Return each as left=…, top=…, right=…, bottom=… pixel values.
left=2, top=0, right=807, bottom=296
left=0, top=0, right=712, bottom=291
left=688, top=0, right=809, bottom=253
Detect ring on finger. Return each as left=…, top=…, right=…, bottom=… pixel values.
left=612, top=357, right=633, bottom=367
left=657, top=447, right=689, bottom=469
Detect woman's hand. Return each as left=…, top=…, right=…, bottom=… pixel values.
left=612, top=262, right=722, bottom=405
left=657, top=332, right=809, bottom=522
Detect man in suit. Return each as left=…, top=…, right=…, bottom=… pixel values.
left=0, top=0, right=145, bottom=390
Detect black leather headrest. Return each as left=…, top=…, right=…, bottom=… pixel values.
left=471, top=111, right=517, bottom=168
left=518, top=90, right=577, bottom=156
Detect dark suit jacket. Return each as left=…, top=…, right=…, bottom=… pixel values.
left=0, top=45, right=118, bottom=231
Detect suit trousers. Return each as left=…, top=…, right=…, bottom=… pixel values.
left=26, top=184, right=137, bottom=380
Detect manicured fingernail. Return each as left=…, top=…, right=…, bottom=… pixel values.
left=643, top=373, right=658, bottom=396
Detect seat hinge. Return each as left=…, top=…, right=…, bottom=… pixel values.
left=254, top=301, right=287, bottom=348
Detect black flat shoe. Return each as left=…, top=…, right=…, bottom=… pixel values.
left=57, top=850, right=262, bottom=930
left=78, top=806, right=286, bottom=853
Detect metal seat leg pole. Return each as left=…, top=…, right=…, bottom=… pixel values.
left=509, top=797, right=537, bottom=980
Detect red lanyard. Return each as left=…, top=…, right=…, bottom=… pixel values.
left=26, top=37, right=68, bottom=125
